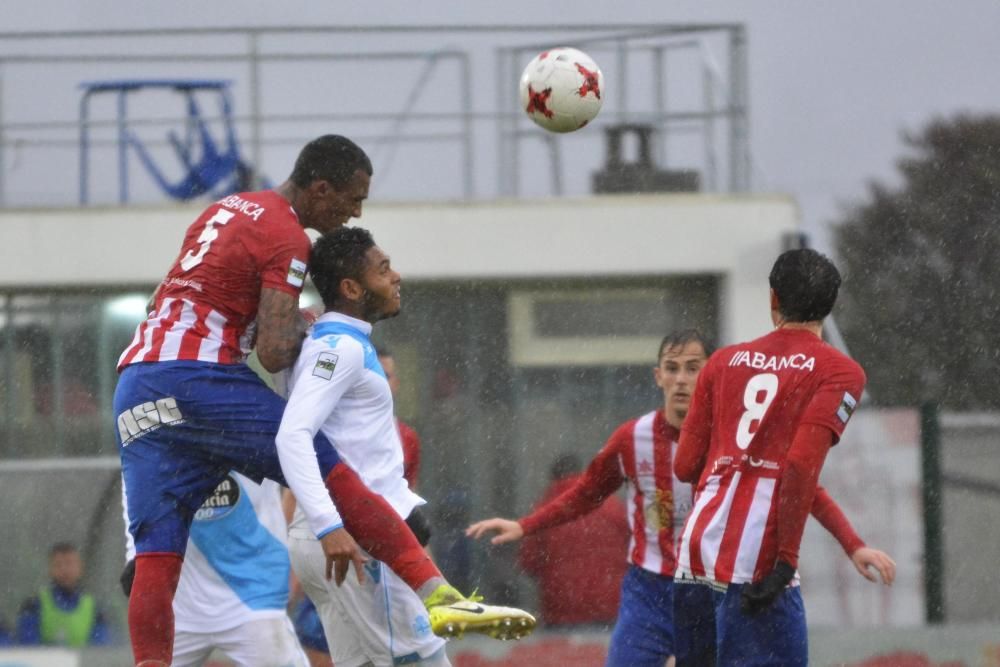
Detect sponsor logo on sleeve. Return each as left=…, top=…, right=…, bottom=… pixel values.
left=836, top=391, right=858, bottom=424
left=287, top=258, right=307, bottom=287
left=313, top=352, right=339, bottom=380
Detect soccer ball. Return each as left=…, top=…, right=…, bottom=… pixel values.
left=519, top=47, right=604, bottom=133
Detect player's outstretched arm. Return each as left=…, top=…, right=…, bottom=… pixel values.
left=256, top=287, right=309, bottom=372
left=809, top=486, right=895, bottom=585
left=466, top=518, right=524, bottom=545
left=849, top=546, right=896, bottom=585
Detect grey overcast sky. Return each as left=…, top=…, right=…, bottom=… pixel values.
left=6, top=0, right=1000, bottom=253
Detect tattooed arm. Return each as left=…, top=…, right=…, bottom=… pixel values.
left=256, top=287, right=308, bottom=372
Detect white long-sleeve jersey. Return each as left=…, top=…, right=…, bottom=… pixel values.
left=277, top=311, right=425, bottom=539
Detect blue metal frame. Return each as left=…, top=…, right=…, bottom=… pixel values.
left=78, top=79, right=233, bottom=205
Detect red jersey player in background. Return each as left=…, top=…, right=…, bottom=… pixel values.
left=517, top=453, right=630, bottom=627
left=674, top=248, right=878, bottom=666
left=468, top=328, right=892, bottom=666
left=377, top=347, right=422, bottom=490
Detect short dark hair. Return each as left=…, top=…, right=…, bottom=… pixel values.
left=311, top=227, right=377, bottom=309
left=289, top=135, right=373, bottom=189
left=375, top=345, right=392, bottom=359
left=49, top=542, right=78, bottom=558
left=769, top=249, right=841, bottom=322
left=657, top=328, right=714, bottom=361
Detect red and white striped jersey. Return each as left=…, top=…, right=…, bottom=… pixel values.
left=676, top=328, right=865, bottom=584
left=118, top=191, right=310, bottom=370
left=620, top=410, right=693, bottom=575
left=519, top=409, right=692, bottom=576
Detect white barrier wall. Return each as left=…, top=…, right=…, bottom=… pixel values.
left=0, top=194, right=799, bottom=345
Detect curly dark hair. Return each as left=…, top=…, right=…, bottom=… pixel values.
left=310, top=226, right=376, bottom=309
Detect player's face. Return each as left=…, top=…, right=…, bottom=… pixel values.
left=358, top=245, right=401, bottom=322
left=379, top=355, right=401, bottom=395
left=49, top=551, right=83, bottom=589
left=654, top=341, right=707, bottom=427
left=309, top=168, right=371, bottom=234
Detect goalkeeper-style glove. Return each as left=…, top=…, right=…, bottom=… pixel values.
left=405, top=507, right=433, bottom=547
left=120, top=559, right=136, bottom=598
left=740, top=561, right=795, bottom=615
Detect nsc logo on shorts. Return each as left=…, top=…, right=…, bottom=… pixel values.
left=117, top=397, right=184, bottom=446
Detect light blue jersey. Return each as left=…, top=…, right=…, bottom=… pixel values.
left=126, top=471, right=292, bottom=633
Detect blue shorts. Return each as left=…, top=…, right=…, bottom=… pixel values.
left=673, top=579, right=716, bottom=667
left=291, top=597, right=329, bottom=653
left=605, top=565, right=674, bottom=667
left=714, top=583, right=807, bottom=666
left=114, top=361, right=340, bottom=555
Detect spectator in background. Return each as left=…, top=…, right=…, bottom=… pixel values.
left=0, top=615, right=13, bottom=646
left=17, top=542, right=111, bottom=647
left=518, top=453, right=630, bottom=627
left=377, top=346, right=422, bottom=489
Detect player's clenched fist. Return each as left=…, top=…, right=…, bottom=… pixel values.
left=466, top=518, right=524, bottom=545
left=320, top=527, right=368, bottom=586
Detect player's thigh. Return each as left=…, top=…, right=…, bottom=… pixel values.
left=116, top=365, right=229, bottom=554
left=171, top=629, right=216, bottom=667
left=318, top=561, right=444, bottom=666
left=673, top=581, right=716, bottom=667
left=605, top=566, right=675, bottom=667
left=715, top=584, right=807, bottom=667
left=216, top=616, right=309, bottom=667
left=288, top=536, right=369, bottom=667
left=290, top=538, right=444, bottom=666
left=367, top=563, right=445, bottom=663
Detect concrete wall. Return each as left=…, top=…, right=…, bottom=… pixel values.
left=0, top=193, right=800, bottom=345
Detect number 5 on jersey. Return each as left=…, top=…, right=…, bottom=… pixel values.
left=180, top=208, right=236, bottom=271
left=736, top=373, right=778, bottom=449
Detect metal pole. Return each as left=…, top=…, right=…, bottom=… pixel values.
left=248, top=32, right=263, bottom=190
left=702, top=61, right=717, bottom=192
left=494, top=48, right=508, bottom=197
left=921, top=401, right=945, bottom=624
left=117, top=89, right=128, bottom=204
left=616, top=38, right=629, bottom=122
left=653, top=46, right=666, bottom=170
left=546, top=134, right=563, bottom=196
left=79, top=90, right=92, bottom=205
left=508, top=50, right=521, bottom=197
left=728, top=25, right=750, bottom=192
left=460, top=53, right=474, bottom=200
left=52, top=298, right=65, bottom=451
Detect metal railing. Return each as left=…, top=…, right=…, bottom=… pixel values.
left=0, top=23, right=748, bottom=208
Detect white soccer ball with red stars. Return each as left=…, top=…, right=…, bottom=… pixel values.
left=519, top=47, right=604, bottom=133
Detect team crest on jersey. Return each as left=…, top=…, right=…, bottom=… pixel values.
left=837, top=391, right=858, bottom=424
left=313, top=351, right=339, bottom=380
left=286, top=258, right=307, bottom=287
left=193, top=474, right=241, bottom=521
left=645, top=489, right=674, bottom=531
